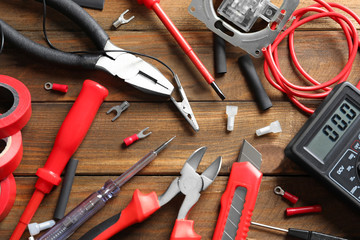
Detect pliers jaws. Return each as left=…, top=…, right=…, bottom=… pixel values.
left=96, top=41, right=174, bottom=97
left=158, top=147, right=222, bottom=219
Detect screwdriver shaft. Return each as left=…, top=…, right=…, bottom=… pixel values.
left=251, top=222, right=288, bottom=233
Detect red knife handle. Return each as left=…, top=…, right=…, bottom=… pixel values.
left=212, top=162, right=262, bottom=240
left=170, top=219, right=201, bottom=240
left=79, top=189, right=161, bottom=240
left=35, top=80, right=108, bottom=194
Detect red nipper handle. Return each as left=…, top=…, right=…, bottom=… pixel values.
left=124, top=133, right=139, bottom=146
left=84, top=189, right=160, bottom=240
left=283, top=191, right=299, bottom=204
left=170, top=219, right=201, bottom=240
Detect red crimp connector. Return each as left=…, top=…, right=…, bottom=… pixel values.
left=286, top=205, right=322, bottom=216
left=124, top=134, right=139, bottom=146
left=52, top=83, right=68, bottom=93
left=283, top=191, right=299, bottom=204
left=274, top=186, right=299, bottom=204
left=44, top=82, right=68, bottom=93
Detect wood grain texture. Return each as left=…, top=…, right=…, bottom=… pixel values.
left=0, top=0, right=360, bottom=239
left=1, top=176, right=358, bottom=240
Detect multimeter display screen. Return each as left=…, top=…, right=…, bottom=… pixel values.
left=305, top=99, right=360, bottom=163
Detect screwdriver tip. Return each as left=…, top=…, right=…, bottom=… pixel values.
left=211, top=82, right=226, bottom=100
left=154, top=136, right=176, bottom=154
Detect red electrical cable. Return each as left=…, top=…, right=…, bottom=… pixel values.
left=263, top=0, right=360, bottom=114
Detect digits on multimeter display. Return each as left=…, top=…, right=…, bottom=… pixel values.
left=305, top=99, right=360, bottom=163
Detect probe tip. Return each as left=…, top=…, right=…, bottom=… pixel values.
left=155, top=136, right=176, bottom=154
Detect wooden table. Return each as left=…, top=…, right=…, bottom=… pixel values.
left=0, top=0, right=359, bottom=239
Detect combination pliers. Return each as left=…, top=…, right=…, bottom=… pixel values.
left=0, top=0, right=199, bottom=131
left=79, top=146, right=222, bottom=240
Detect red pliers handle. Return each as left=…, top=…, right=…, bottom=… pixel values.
left=79, top=190, right=200, bottom=240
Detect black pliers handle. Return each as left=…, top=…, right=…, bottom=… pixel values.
left=0, top=0, right=174, bottom=97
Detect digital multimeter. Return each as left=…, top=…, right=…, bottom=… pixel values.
left=285, top=82, right=360, bottom=209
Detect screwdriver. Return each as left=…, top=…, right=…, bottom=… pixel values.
left=10, top=80, right=109, bottom=240
left=138, top=0, right=226, bottom=100
left=251, top=221, right=348, bottom=240
left=38, top=136, right=175, bottom=240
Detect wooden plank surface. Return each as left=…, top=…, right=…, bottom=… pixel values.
left=0, top=0, right=359, bottom=239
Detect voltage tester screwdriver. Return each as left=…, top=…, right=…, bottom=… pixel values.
left=39, top=136, right=175, bottom=240
left=251, top=221, right=348, bottom=240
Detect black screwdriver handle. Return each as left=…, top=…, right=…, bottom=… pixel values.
left=288, top=228, right=349, bottom=240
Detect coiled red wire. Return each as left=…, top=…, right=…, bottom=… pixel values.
left=263, top=0, right=360, bottom=114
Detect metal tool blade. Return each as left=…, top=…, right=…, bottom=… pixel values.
left=237, top=140, right=262, bottom=170
left=201, top=156, right=222, bottom=190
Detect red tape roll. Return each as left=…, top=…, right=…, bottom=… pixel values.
left=0, top=131, right=23, bottom=180
left=0, top=174, right=16, bottom=222
left=0, top=75, right=32, bottom=139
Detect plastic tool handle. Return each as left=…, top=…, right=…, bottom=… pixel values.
left=124, top=134, right=139, bottom=146
left=10, top=80, right=108, bottom=240
left=37, top=0, right=109, bottom=49
left=212, top=162, right=262, bottom=240
left=214, top=34, right=227, bottom=74
left=288, top=228, right=348, bottom=240
left=138, top=0, right=226, bottom=100
left=79, top=189, right=161, bottom=240
left=0, top=20, right=99, bottom=69
left=36, top=80, right=108, bottom=194
left=237, top=54, right=272, bottom=111
left=170, top=220, right=201, bottom=240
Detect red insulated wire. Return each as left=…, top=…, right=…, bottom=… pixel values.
left=263, top=0, right=360, bottom=114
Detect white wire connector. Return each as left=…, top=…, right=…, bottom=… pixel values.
left=28, top=220, right=56, bottom=236
left=226, top=105, right=238, bottom=131
left=256, top=120, right=282, bottom=136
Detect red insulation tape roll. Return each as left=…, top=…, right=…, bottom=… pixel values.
left=0, top=75, right=32, bottom=139
left=0, top=174, right=16, bottom=222
left=0, top=131, right=23, bottom=180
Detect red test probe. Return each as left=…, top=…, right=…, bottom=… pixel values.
left=213, top=140, right=262, bottom=240
left=10, top=80, right=108, bottom=240
left=137, top=0, right=226, bottom=100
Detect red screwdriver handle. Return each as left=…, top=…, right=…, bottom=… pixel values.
left=138, top=0, right=215, bottom=85
left=79, top=189, right=160, bottom=240
left=170, top=219, right=201, bottom=240
left=36, top=80, right=108, bottom=194
left=124, top=133, right=139, bottom=146
left=213, top=162, right=262, bottom=240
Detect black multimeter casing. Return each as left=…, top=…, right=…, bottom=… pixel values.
left=285, top=82, right=360, bottom=209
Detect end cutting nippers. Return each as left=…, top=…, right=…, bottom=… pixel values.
left=79, top=146, right=222, bottom=240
